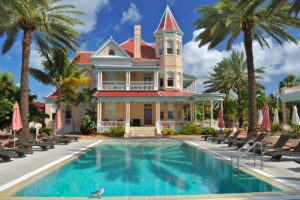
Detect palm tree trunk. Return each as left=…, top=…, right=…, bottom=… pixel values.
left=243, top=28, right=258, bottom=135
left=20, top=29, right=32, bottom=137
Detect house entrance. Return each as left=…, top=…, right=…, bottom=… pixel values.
left=144, top=104, right=152, bottom=125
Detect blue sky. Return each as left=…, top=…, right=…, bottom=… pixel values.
left=0, top=0, right=300, bottom=102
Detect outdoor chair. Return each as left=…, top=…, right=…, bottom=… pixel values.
left=42, top=133, right=71, bottom=144
left=211, top=130, right=232, bottom=142
left=228, top=131, right=254, bottom=148
left=27, top=134, right=55, bottom=148
left=254, top=135, right=290, bottom=154
left=55, top=132, right=80, bottom=142
left=18, top=135, right=52, bottom=151
left=236, top=133, right=267, bottom=149
left=0, top=143, right=32, bottom=155
left=217, top=131, right=241, bottom=144
left=265, top=142, right=300, bottom=161
left=202, top=129, right=223, bottom=141
left=295, top=159, right=300, bottom=164
left=0, top=151, right=15, bottom=162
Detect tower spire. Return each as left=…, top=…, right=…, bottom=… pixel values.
left=154, top=5, right=182, bottom=33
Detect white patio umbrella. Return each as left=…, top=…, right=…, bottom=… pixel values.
left=258, top=110, right=263, bottom=125
left=273, top=108, right=279, bottom=124
left=292, top=105, right=300, bottom=125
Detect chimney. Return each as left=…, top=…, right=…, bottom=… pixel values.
left=134, top=25, right=141, bottom=58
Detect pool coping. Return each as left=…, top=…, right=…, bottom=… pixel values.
left=0, top=139, right=299, bottom=200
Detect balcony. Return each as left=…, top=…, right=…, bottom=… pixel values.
left=101, top=81, right=156, bottom=91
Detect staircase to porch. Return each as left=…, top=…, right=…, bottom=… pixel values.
left=129, top=126, right=157, bottom=137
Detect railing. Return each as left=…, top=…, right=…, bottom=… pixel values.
left=160, top=121, right=189, bottom=128
left=100, top=81, right=155, bottom=90
left=101, top=121, right=125, bottom=127
left=194, top=121, right=218, bottom=127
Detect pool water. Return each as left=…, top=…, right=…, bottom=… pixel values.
left=13, top=140, right=281, bottom=197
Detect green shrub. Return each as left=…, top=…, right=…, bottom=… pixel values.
left=289, top=124, right=300, bottom=139
left=163, top=128, right=175, bottom=135
left=181, top=124, right=202, bottom=135
left=80, top=115, right=96, bottom=135
left=174, top=131, right=180, bottom=135
left=107, top=126, right=125, bottom=137
left=40, top=127, right=52, bottom=134
left=202, top=127, right=216, bottom=135
left=271, top=123, right=281, bottom=133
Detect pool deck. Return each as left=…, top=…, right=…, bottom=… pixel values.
left=0, top=137, right=299, bottom=200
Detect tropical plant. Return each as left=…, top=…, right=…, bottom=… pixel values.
left=107, top=127, right=125, bottom=137
left=204, top=51, right=265, bottom=126
left=61, top=95, right=76, bottom=133
left=162, top=128, right=175, bottom=135
left=181, top=124, right=202, bottom=135
left=29, top=48, right=91, bottom=127
left=194, top=0, right=300, bottom=134
left=76, top=88, right=97, bottom=121
left=80, top=115, right=96, bottom=135
left=202, top=127, right=216, bottom=135
left=0, top=0, right=85, bottom=135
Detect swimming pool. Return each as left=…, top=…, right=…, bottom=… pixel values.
left=12, top=140, right=281, bottom=197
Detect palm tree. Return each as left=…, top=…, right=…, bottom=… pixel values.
left=194, top=0, right=300, bottom=134
left=0, top=0, right=85, bottom=135
left=29, top=49, right=91, bottom=131
left=204, top=51, right=265, bottom=127
left=267, top=0, right=300, bottom=16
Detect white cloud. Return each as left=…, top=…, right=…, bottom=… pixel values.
left=61, top=0, right=110, bottom=34
left=120, top=3, right=143, bottom=24
left=183, top=30, right=300, bottom=92
left=29, top=43, right=43, bottom=70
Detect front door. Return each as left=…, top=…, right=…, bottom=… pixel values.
left=144, top=104, right=152, bottom=125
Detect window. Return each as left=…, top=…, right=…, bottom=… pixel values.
left=105, top=103, right=116, bottom=120
left=108, top=49, right=115, bottom=56
left=107, top=72, right=117, bottom=81
left=177, top=40, right=181, bottom=56
left=167, top=40, right=173, bottom=55
left=144, top=73, right=152, bottom=85
left=168, top=104, right=174, bottom=120
left=178, top=111, right=181, bottom=120
left=167, top=72, right=174, bottom=87
left=159, top=73, right=164, bottom=88
left=159, top=42, right=163, bottom=56
left=160, top=105, right=164, bottom=120
left=94, top=73, right=98, bottom=88
left=65, top=106, right=72, bottom=119
left=177, top=73, right=181, bottom=89
left=51, top=104, right=57, bottom=120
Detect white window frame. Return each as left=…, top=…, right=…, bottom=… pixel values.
left=105, top=103, right=116, bottom=121
left=93, top=73, right=98, bottom=89
left=167, top=40, right=173, bottom=55
left=168, top=104, right=174, bottom=120
left=51, top=104, right=57, bottom=121
left=108, top=49, right=115, bottom=56
left=177, top=40, right=181, bottom=56
left=167, top=71, right=174, bottom=88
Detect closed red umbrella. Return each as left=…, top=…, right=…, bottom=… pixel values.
left=261, top=103, right=271, bottom=132
left=11, top=102, right=22, bottom=147
left=218, top=110, right=224, bottom=129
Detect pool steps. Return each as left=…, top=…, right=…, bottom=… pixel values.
left=129, top=126, right=157, bottom=137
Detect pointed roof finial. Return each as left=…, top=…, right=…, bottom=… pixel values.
left=154, top=5, right=182, bottom=33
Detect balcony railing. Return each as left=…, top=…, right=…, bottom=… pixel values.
left=100, top=81, right=155, bottom=91
left=160, top=121, right=190, bottom=128
left=282, top=85, right=300, bottom=94
left=101, top=121, right=125, bottom=127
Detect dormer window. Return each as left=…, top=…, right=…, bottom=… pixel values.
left=108, top=49, right=115, bottom=56
left=177, top=40, right=181, bottom=56
left=167, top=40, right=173, bottom=55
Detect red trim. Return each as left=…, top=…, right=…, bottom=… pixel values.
left=158, top=90, right=196, bottom=96
left=45, top=91, right=58, bottom=98
left=95, top=90, right=196, bottom=97
left=30, top=102, right=45, bottom=111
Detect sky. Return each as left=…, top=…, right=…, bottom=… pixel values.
left=0, top=0, right=300, bottom=102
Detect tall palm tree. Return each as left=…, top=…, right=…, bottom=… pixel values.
left=0, top=0, right=85, bottom=135
left=29, top=49, right=91, bottom=131
left=194, top=0, right=300, bottom=134
left=204, top=51, right=265, bottom=126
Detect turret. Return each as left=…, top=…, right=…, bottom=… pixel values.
left=154, top=5, right=183, bottom=90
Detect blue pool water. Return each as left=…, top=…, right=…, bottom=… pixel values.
left=13, top=140, right=281, bottom=197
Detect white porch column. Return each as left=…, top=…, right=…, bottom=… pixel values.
left=190, top=101, right=194, bottom=122
left=97, top=71, right=103, bottom=90
left=97, top=101, right=102, bottom=127
left=155, top=102, right=160, bottom=126
left=126, top=71, right=131, bottom=90
left=154, top=71, right=159, bottom=90
left=194, top=103, right=197, bottom=121
left=210, top=100, right=214, bottom=127
left=193, top=80, right=196, bottom=93
left=125, top=102, right=130, bottom=126
left=221, top=101, right=223, bottom=111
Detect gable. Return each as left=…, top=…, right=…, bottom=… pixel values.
left=91, top=37, right=130, bottom=58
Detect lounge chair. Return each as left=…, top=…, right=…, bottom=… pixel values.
left=56, top=132, right=80, bottom=142
left=254, top=135, right=290, bottom=154
left=27, top=134, right=55, bottom=148
left=265, top=142, right=300, bottom=161
left=295, top=159, right=300, bottom=164
left=211, top=130, right=232, bottom=143
left=202, top=130, right=223, bottom=141
left=217, top=131, right=241, bottom=144
left=18, top=135, right=52, bottom=151
left=0, top=143, right=32, bottom=156
left=42, top=133, right=71, bottom=144
left=0, top=151, right=16, bottom=162
left=235, top=133, right=267, bottom=149
left=228, top=131, right=254, bottom=148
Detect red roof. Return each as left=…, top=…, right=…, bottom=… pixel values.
left=95, top=91, right=160, bottom=97
left=158, top=90, right=196, bottom=96
left=95, top=90, right=196, bottom=97
left=30, top=101, right=45, bottom=111
left=45, top=91, right=58, bottom=98
left=155, top=6, right=181, bottom=33
left=73, top=52, right=93, bottom=64
left=120, top=40, right=156, bottom=60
